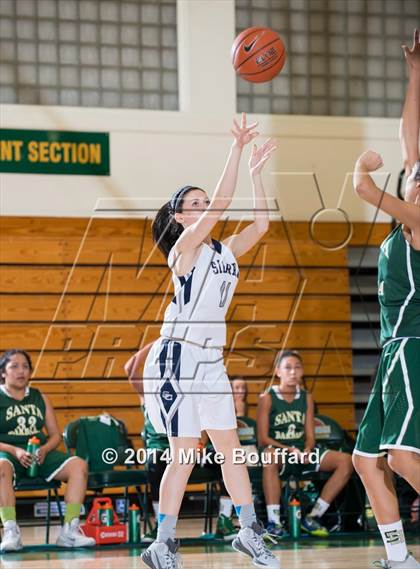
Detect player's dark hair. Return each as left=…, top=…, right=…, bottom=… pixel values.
left=152, top=186, right=200, bottom=259
left=0, top=349, right=33, bottom=384
left=275, top=349, right=303, bottom=367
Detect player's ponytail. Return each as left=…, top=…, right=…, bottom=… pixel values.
left=152, top=186, right=198, bottom=259
left=152, top=201, right=184, bottom=259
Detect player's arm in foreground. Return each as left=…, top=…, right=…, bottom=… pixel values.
left=223, top=138, right=277, bottom=258
left=173, top=113, right=259, bottom=258
left=124, top=342, right=155, bottom=400
left=353, top=152, right=420, bottom=232
left=36, top=393, right=62, bottom=464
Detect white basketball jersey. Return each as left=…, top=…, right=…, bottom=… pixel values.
left=160, top=239, right=239, bottom=347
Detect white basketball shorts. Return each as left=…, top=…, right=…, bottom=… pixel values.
left=143, top=337, right=237, bottom=438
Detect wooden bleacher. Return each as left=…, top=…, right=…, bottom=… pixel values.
left=0, top=216, right=390, bottom=483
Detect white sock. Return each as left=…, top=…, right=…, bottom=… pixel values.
left=266, top=505, right=280, bottom=525
left=308, top=497, right=330, bottom=519
left=378, top=520, right=408, bottom=562
left=219, top=497, right=233, bottom=518
left=152, top=501, right=159, bottom=520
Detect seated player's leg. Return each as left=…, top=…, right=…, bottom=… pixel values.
left=0, top=458, right=22, bottom=552
left=215, top=480, right=237, bottom=541
left=47, top=454, right=95, bottom=547
left=301, top=449, right=353, bottom=537
left=261, top=446, right=287, bottom=537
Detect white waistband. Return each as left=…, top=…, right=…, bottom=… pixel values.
left=161, top=336, right=223, bottom=350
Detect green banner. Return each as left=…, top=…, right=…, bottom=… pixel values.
left=0, top=129, right=110, bottom=175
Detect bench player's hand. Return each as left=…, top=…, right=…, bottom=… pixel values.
left=14, top=447, right=33, bottom=468
left=231, top=113, right=259, bottom=148
left=36, top=445, right=48, bottom=465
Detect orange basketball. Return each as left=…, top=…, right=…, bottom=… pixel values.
left=231, top=27, right=286, bottom=83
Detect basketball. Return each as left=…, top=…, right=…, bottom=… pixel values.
left=231, top=27, right=286, bottom=83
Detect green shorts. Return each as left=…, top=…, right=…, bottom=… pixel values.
left=0, top=448, right=77, bottom=487
left=265, top=445, right=330, bottom=478
left=354, top=338, right=420, bottom=457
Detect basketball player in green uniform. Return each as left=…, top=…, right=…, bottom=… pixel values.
left=258, top=350, right=353, bottom=538
left=0, top=349, right=95, bottom=551
left=352, top=29, right=420, bottom=569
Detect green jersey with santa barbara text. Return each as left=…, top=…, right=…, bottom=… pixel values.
left=378, top=225, right=420, bottom=345
left=268, top=386, right=307, bottom=450
left=0, top=385, right=47, bottom=447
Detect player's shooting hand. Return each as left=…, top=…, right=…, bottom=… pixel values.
left=249, top=138, right=277, bottom=176
left=231, top=113, right=259, bottom=148
left=402, top=29, right=420, bottom=70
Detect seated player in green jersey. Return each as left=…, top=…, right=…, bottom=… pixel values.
left=257, top=350, right=353, bottom=538
left=352, top=29, right=420, bottom=569
left=0, top=349, right=95, bottom=552
left=125, top=344, right=238, bottom=542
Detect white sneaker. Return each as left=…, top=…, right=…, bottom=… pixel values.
left=141, top=538, right=183, bottom=569
left=374, top=555, right=420, bottom=568
left=232, top=521, right=280, bottom=568
left=56, top=518, right=96, bottom=548
left=0, top=521, right=23, bottom=552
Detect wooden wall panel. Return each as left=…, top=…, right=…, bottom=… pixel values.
left=0, top=216, right=381, bottom=434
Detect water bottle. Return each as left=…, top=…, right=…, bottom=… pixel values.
left=103, top=504, right=114, bottom=526
left=26, top=437, right=40, bottom=478
left=128, top=504, right=140, bottom=543
left=288, top=498, right=301, bottom=539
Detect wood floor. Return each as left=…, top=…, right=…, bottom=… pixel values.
left=1, top=519, right=419, bottom=568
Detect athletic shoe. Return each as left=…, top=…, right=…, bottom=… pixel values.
left=0, top=521, right=23, bottom=552
left=141, top=538, right=183, bottom=569
left=373, top=554, right=420, bottom=568
left=142, top=525, right=158, bottom=543
left=266, top=520, right=287, bottom=539
left=301, top=515, right=329, bottom=537
left=56, top=518, right=96, bottom=548
left=232, top=520, right=280, bottom=568
left=215, top=514, right=238, bottom=541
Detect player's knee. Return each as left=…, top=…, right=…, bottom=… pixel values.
left=339, top=453, right=354, bottom=477
left=0, top=460, right=13, bottom=480
left=169, top=458, right=195, bottom=474
left=387, top=452, right=409, bottom=478
left=68, top=457, right=88, bottom=478
left=262, top=459, right=280, bottom=472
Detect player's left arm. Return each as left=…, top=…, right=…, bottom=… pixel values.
left=304, top=392, right=316, bottom=454
left=38, top=393, right=62, bottom=463
left=353, top=151, right=420, bottom=232
left=400, top=29, right=420, bottom=173
left=223, top=138, right=277, bottom=258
